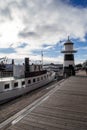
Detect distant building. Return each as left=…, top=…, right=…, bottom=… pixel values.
left=82, top=60, right=87, bottom=69
left=43, top=63, right=63, bottom=72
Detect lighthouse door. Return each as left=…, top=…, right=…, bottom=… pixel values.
left=69, top=65, right=75, bottom=76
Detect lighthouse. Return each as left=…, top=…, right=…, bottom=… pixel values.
left=61, top=37, right=77, bottom=77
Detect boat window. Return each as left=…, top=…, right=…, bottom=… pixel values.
left=37, top=77, right=40, bottom=81
left=41, top=77, right=43, bottom=80
left=33, top=78, right=36, bottom=82
left=44, top=76, right=46, bottom=79
left=14, top=82, right=18, bottom=87
left=4, top=84, right=9, bottom=89
left=28, top=80, right=31, bottom=84
left=22, top=81, right=25, bottom=85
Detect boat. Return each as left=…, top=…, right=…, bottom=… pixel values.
left=0, top=58, right=55, bottom=104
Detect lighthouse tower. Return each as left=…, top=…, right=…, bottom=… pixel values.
left=61, top=37, right=77, bottom=77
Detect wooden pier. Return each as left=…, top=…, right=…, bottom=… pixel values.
left=0, top=70, right=87, bottom=130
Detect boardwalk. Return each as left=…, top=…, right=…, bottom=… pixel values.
left=1, top=70, right=87, bottom=130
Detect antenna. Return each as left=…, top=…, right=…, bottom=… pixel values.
left=68, top=36, right=69, bottom=40
left=41, top=51, right=43, bottom=67
left=68, top=35, right=70, bottom=41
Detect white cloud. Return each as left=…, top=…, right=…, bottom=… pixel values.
left=76, top=46, right=87, bottom=50
left=0, top=0, right=87, bottom=63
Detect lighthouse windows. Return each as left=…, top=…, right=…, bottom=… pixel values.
left=64, top=54, right=74, bottom=61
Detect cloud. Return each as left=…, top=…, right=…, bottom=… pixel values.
left=42, top=44, right=54, bottom=50
left=0, top=0, right=87, bottom=63
left=19, top=31, right=39, bottom=38
left=76, top=46, right=87, bottom=50
left=19, top=0, right=87, bottom=42
left=17, top=42, right=28, bottom=48
left=0, top=2, right=12, bottom=22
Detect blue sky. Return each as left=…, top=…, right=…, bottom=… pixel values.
left=0, top=0, right=87, bottom=64
left=70, top=0, right=87, bottom=7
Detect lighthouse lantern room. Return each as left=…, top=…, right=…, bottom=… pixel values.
left=61, top=37, right=77, bottom=77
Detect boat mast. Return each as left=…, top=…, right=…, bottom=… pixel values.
left=41, top=51, right=43, bottom=68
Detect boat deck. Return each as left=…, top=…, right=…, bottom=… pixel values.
left=1, top=70, right=87, bottom=130
left=0, top=77, right=14, bottom=82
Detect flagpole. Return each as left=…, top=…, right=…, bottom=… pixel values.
left=41, top=51, right=43, bottom=68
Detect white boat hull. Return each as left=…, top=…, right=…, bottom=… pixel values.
left=0, top=72, right=55, bottom=104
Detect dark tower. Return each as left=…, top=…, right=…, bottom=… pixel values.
left=25, top=58, right=29, bottom=72
left=12, top=59, right=14, bottom=65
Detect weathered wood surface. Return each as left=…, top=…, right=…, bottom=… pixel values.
left=1, top=70, right=87, bottom=130
left=0, top=81, right=57, bottom=123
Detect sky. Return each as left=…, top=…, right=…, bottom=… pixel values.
left=0, top=0, right=87, bottom=65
